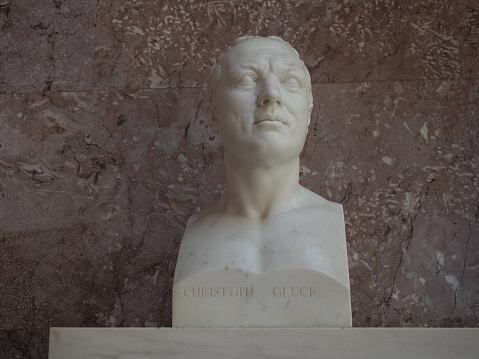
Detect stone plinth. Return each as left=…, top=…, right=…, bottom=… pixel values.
left=49, top=327, right=479, bottom=359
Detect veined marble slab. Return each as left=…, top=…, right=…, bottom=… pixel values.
left=49, top=327, right=479, bottom=359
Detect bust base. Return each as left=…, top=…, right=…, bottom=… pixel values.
left=173, top=268, right=351, bottom=327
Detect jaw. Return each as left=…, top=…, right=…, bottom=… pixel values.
left=222, top=131, right=306, bottom=170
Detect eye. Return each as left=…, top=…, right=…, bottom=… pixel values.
left=236, top=73, right=256, bottom=85
left=281, top=75, right=301, bottom=87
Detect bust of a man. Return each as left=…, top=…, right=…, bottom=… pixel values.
left=173, top=36, right=351, bottom=328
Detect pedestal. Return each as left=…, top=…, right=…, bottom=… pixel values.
left=49, top=327, right=479, bottom=359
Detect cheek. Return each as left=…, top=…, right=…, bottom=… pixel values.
left=219, top=90, right=256, bottom=109
left=287, top=96, right=310, bottom=121
left=217, top=101, right=256, bottom=126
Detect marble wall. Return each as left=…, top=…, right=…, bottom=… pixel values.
left=1, top=0, right=478, bottom=357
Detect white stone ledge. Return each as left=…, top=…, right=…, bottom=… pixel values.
left=49, top=327, right=479, bottom=359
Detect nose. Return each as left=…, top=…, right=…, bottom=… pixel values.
left=257, top=76, right=281, bottom=106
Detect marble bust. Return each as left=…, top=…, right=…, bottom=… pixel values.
left=173, top=36, right=351, bottom=328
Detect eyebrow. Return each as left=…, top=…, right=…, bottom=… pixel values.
left=238, top=63, right=269, bottom=73
left=276, top=62, right=304, bottom=71
left=237, top=62, right=304, bottom=74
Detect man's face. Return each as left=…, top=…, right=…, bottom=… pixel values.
left=210, top=38, right=312, bottom=166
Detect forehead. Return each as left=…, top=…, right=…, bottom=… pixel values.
left=220, top=38, right=302, bottom=70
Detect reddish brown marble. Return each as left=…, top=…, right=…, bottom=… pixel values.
left=94, top=0, right=464, bottom=91
left=0, top=89, right=220, bottom=330
left=0, top=330, right=49, bottom=359
left=0, top=0, right=95, bottom=93
left=459, top=0, right=479, bottom=78
left=0, top=1, right=478, bottom=358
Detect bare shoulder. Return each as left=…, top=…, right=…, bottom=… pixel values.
left=298, top=185, right=343, bottom=215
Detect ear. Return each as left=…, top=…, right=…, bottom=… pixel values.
left=206, top=102, right=219, bottom=134
left=306, top=102, right=313, bottom=132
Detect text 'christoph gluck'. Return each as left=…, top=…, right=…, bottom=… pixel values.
left=182, top=286, right=320, bottom=298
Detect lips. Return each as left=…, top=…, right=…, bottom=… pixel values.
left=254, top=114, right=286, bottom=125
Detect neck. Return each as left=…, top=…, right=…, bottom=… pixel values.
left=218, top=154, right=301, bottom=219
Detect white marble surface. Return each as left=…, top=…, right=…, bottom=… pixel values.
left=173, top=36, right=351, bottom=327
left=49, top=327, right=479, bottom=359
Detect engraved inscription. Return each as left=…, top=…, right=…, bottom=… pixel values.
left=181, top=286, right=320, bottom=298
left=272, top=287, right=319, bottom=297
left=183, top=287, right=254, bottom=297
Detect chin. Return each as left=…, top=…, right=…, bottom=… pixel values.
left=245, top=141, right=304, bottom=166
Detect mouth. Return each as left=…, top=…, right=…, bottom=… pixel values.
left=254, top=115, right=286, bottom=125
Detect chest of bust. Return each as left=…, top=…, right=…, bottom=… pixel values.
left=176, top=207, right=347, bottom=283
